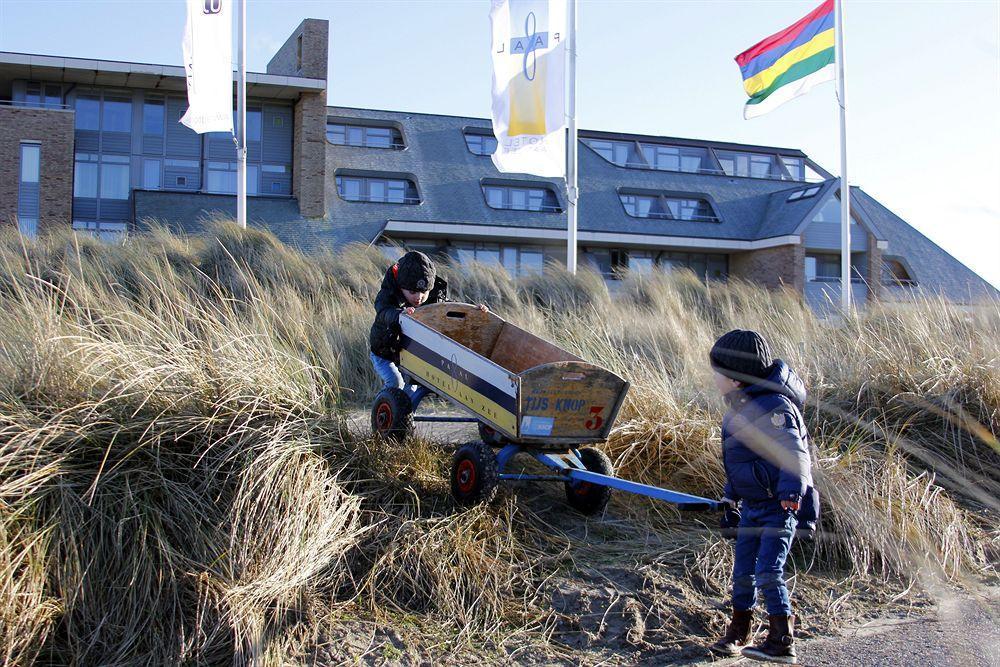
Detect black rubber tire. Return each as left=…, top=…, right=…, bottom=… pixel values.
left=370, top=388, right=414, bottom=442
left=451, top=441, right=499, bottom=506
left=564, top=447, right=614, bottom=516
left=477, top=422, right=509, bottom=447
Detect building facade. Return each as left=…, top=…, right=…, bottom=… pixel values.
left=0, top=19, right=994, bottom=308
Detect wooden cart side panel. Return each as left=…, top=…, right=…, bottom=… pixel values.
left=517, top=361, right=629, bottom=440
left=406, top=303, right=506, bottom=358
left=399, top=315, right=520, bottom=437
left=489, top=323, right=582, bottom=374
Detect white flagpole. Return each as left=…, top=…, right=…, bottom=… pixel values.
left=236, top=0, right=247, bottom=229
left=835, top=0, right=851, bottom=312
left=566, top=0, right=578, bottom=274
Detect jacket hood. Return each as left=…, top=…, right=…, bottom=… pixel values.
left=743, top=359, right=806, bottom=411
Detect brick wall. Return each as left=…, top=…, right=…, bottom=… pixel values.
left=0, top=106, right=75, bottom=233
left=267, top=19, right=329, bottom=219
left=729, top=244, right=805, bottom=292
left=266, top=19, right=329, bottom=80
left=866, top=233, right=883, bottom=298
left=291, top=93, right=327, bottom=218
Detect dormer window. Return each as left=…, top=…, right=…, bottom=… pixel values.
left=336, top=173, right=420, bottom=204
left=482, top=182, right=561, bottom=212
left=464, top=130, right=497, bottom=156
left=618, top=191, right=719, bottom=222
left=327, top=122, right=404, bottom=149
left=883, top=258, right=916, bottom=286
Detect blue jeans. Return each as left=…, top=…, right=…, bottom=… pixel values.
left=370, top=352, right=429, bottom=409
left=731, top=501, right=797, bottom=616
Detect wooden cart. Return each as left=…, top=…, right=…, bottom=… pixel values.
left=370, top=303, right=718, bottom=515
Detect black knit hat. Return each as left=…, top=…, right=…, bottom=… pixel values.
left=710, top=329, right=773, bottom=383
left=395, top=251, right=436, bottom=292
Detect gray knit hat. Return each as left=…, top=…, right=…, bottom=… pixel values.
left=709, top=329, right=773, bottom=383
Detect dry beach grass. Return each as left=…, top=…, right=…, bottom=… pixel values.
left=0, top=223, right=996, bottom=664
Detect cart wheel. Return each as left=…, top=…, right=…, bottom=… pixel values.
left=477, top=422, right=509, bottom=446
left=451, top=441, right=499, bottom=506
left=371, top=388, right=414, bottom=442
left=565, top=447, right=614, bottom=516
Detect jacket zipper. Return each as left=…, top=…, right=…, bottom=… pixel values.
left=752, top=461, right=774, bottom=498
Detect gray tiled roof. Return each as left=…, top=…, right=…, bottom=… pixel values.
left=851, top=188, right=997, bottom=303
left=755, top=180, right=838, bottom=240
left=323, top=106, right=819, bottom=245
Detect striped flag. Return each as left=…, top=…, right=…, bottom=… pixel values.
left=735, top=0, right=835, bottom=119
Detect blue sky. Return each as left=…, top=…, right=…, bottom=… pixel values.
left=2, top=0, right=997, bottom=288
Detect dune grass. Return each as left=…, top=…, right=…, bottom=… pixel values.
left=0, top=223, right=996, bottom=664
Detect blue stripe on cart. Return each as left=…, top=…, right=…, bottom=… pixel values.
left=400, top=335, right=518, bottom=414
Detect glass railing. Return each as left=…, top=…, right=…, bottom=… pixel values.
left=0, top=99, right=72, bottom=110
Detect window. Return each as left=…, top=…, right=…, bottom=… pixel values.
left=99, top=155, right=130, bottom=200
left=143, top=97, right=165, bottom=136
left=883, top=259, right=915, bottom=286
left=165, top=159, right=199, bottom=168
left=482, top=184, right=561, bottom=212
left=716, top=150, right=781, bottom=179
left=206, top=162, right=259, bottom=195
left=812, top=196, right=857, bottom=224
left=584, top=139, right=639, bottom=167
left=247, top=108, right=262, bottom=142
left=628, top=250, right=656, bottom=274
left=806, top=255, right=838, bottom=282
left=639, top=143, right=707, bottom=173
left=75, top=95, right=100, bottom=131
left=336, top=175, right=419, bottom=204
left=74, top=154, right=99, bottom=198
left=73, top=220, right=127, bottom=243
left=19, top=143, right=40, bottom=184
left=326, top=123, right=404, bottom=149
left=619, top=192, right=718, bottom=222
left=453, top=243, right=544, bottom=276
left=586, top=138, right=709, bottom=173
left=584, top=248, right=728, bottom=281
left=781, top=157, right=805, bottom=181
left=25, top=82, right=41, bottom=108
left=102, top=96, right=132, bottom=133
left=18, top=143, right=41, bottom=237
left=142, top=159, right=161, bottom=190
left=75, top=153, right=131, bottom=200
left=786, top=185, right=821, bottom=202
left=464, top=132, right=498, bottom=156
left=23, top=82, right=61, bottom=109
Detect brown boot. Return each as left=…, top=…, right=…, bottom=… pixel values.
left=708, top=608, right=754, bottom=657
left=742, top=614, right=796, bottom=664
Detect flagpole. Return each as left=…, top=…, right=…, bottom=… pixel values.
left=236, top=0, right=247, bottom=229
left=835, top=0, right=851, bottom=312
left=566, top=0, right=578, bottom=274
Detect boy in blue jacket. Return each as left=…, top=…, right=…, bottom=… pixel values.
left=707, top=329, right=812, bottom=665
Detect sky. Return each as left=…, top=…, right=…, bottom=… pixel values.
left=1, top=0, right=997, bottom=288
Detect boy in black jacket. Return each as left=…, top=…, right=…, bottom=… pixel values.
left=707, top=329, right=813, bottom=665
left=369, top=251, right=449, bottom=410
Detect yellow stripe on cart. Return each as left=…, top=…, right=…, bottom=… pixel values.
left=400, top=349, right=518, bottom=435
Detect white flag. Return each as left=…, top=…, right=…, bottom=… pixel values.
left=490, top=0, right=567, bottom=177
left=180, top=0, right=233, bottom=134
